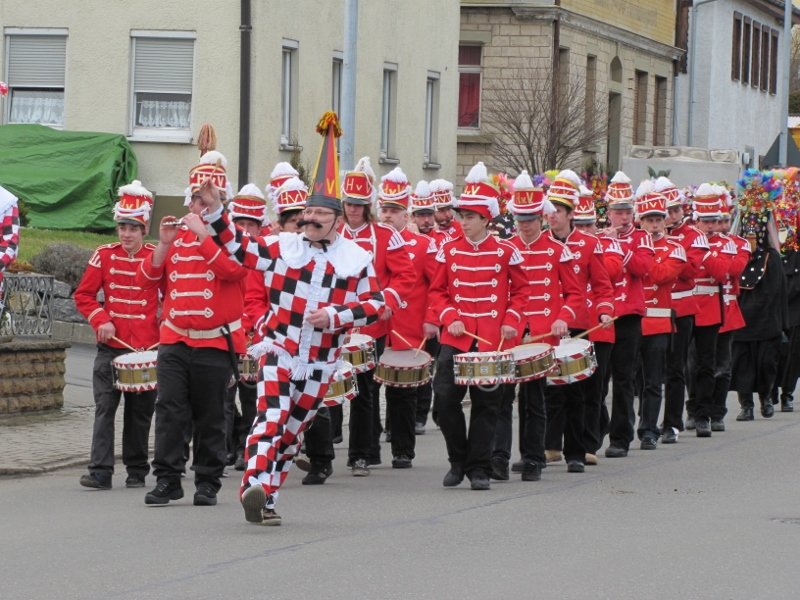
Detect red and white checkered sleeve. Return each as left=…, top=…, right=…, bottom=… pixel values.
left=0, top=204, right=20, bottom=271
left=326, top=262, right=385, bottom=330
left=209, top=209, right=279, bottom=272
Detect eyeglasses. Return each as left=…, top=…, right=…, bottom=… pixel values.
left=303, top=208, right=336, bottom=218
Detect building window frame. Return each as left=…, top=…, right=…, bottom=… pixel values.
left=633, top=70, right=648, bottom=145
left=732, top=12, right=742, bottom=81
left=3, top=28, right=68, bottom=127
left=424, top=71, right=440, bottom=169
left=457, top=44, right=482, bottom=131
left=769, top=29, right=778, bottom=95
left=331, top=52, right=343, bottom=116
left=380, top=62, right=398, bottom=163
left=280, top=39, right=299, bottom=150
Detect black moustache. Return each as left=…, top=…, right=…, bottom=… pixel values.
left=297, top=219, right=323, bottom=229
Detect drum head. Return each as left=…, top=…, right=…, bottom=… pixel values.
left=554, top=339, right=591, bottom=358
left=113, top=350, right=158, bottom=366
left=381, top=348, right=431, bottom=367
left=512, top=343, right=552, bottom=360
left=345, top=333, right=374, bottom=349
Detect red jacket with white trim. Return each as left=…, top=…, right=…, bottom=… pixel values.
left=641, top=235, right=686, bottom=336
left=693, top=232, right=736, bottom=327
left=667, top=220, right=707, bottom=318
left=719, top=233, right=751, bottom=334
left=602, top=225, right=654, bottom=318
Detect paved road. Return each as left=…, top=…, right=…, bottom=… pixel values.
left=2, top=345, right=800, bottom=598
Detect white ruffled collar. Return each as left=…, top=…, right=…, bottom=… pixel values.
left=277, top=232, right=372, bottom=278
left=0, top=186, right=18, bottom=216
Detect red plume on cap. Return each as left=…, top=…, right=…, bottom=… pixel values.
left=307, top=111, right=342, bottom=212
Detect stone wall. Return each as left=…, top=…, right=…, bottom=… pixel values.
left=0, top=339, right=71, bottom=413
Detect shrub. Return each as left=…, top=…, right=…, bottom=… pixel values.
left=30, top=243, right=92, bottom=290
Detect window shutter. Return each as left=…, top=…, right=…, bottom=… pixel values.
left=134, top=38, right=194, bottom=94
left=7, top=35, right=67, bottom=87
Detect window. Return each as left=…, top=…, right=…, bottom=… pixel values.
left=770, top=30, right=779, bottom=94
left=131, top=32, right=194, bottom=139
left=458, top=45, right=481, bottom=129
left=281, top=40, right=299, bottom=147
left=633, top=70, right=648, bottom=145
left=585, top=55, right=597, bottom=127
left=760, top=28, right=770, bottom=92
left=4, top=30, right=67, bottom=126
left=742, top=18, right=751, bottom=85
left=732, top=13, right=742, bottom=81
left=653, top=76, right=667, bottom=146
left=380, top=64, right=397, bottom=161
left=331, top=54, right=342, bottom=115
left=424, top=72, right=440, bottom=167
left=558, top=47, right=570, bottom=99
left=751, top=23, right=761, bottom=88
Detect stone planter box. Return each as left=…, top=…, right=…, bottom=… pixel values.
left=0, top=339, right=71, bottom=414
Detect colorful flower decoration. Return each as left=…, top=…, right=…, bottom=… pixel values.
left=736, top=168, right=782, bottom=247
left=0, top=81, right=8, bottom=97
left=774, top=168, right=800, bottom=252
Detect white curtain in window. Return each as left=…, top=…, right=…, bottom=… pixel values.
left=9, top=94, right=64, bottom=125
left=137, top=100, right=191, bottom=128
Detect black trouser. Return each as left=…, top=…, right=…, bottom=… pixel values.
left=582, top=341, right=612, bottom=454
left=689, top=324, right=720, bottom=420
left=152, top=343, right=230, bottom=492
left=348, top=336, right=384, bottom=462
left=232, top=380, right=258, bottom=458
left=303, top=406, right=335, bottom=465
left=492, top=383, right=530, bottom=463
left=608, top=314, right=643, bottom=450
left=415, top=337, right=440, bottom=425
left=774, top=325, right=800, bottom=399
left=636, top=333, right=668, bottom=440
left=329, top=404, right=343, bottom=440
left=386, top=385, right=417, bottom=459
left=544, top=375, right=587, bottom=463
left=664, top=315, right=693, bottom=431
left=711, top=331, right=733, bottom=421
left=433, top=344, right=502, bottom=478
left=89, top=344, right=156, bottom=476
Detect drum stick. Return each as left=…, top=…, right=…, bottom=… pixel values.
left=392, top=330, right=415, bottom=350
left=497, top=337, right=505, bottom=352
left=146, top=343, right=159, bottom=351
left=415, top=338, right=426, bottom=357
left=572, top=316, right=620, bottom=340
left=522, top=331, right=551, bottom=344
left=111, top=336, right=137, bottom=352
left=462, top=330, right=491, bottom=346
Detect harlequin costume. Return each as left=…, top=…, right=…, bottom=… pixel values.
left=0, top=186, right=20, bottom=316
left=74, top=180, right=160, bottom=489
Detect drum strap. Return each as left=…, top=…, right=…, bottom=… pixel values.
left=220, top=323, right=241, bottom=382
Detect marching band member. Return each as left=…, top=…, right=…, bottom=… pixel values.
left=685, top=184, right=736, bottom=436
left=263, top=162, right=301, bottom=235
left=633, top=181, right=685, bottom=450
left=570, top=185, right=622, bottom=464
left=378, top=172, right=438, bottom=467
left=340, top=158, right=415, bottom=475
left=425, top=162, right=531, bottom=490
left=200, top=114, right=385, bottom=525
left=598, top=171, right=654, bottom=457
left=491, top=171, right=582, bottom=480
left=711, top=188, right=750, bottom=430
left=138, top=151, right=247, bottom=507
left=75, top=181, right=160, bottom=490
left=430, top=178, right=464, bottom=239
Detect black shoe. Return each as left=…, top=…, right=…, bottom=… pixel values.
left=144, top=480, right=184, bottom=505
left=384, top=430, right=392, bottom=443
left=125, top=473, right=146, bottom=488
left=521, top=462, right=541, bottom=482
left=490, top=457, right=509, bottom=481
left=79, top=472, right=112, bottom=490
left=332, top=434, right=344, bottom=444
left=302, top=463, right=332, bottom=485
left=225, top=452, right=236, bottom=467
left=685, top=416, right=696, bottom=430
left=351, top=458, right=370, bottom=477
left=710, top=419, right=725, bottom=432
left=294, top=456, right=312, bottom=472
left=443, top=464, right=465, bottom=487
left=605, top=445, right=628, bottom=458
left=391, top=455, right=413, bottom=469
left=640, top=437, right=658, bottom=450
left=193, top=484, right=218, bottom=506
left=695, top=418, right=711, bottom=437
left=261, top=508, right=282, bottom=526
left=469, top=473, right=491, bottom=490
left=567, top=460, right=585, bottom=473
left=661, top=428, right=678, bottom=444
left=736, top=407, right=754, bottom=421
left=234, top=453, right=246, bottom=471
left=781, top=395, right=794, bottom=412
left=369, top=456, right=382, bottom=466
left=414, top=422, right=426, bottom=435
left=761, top=401, right=775, bottom=418
left=510, top=460, right=525, bottom=474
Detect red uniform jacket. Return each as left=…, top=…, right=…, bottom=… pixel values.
left=426, top=233, right=530, bottom=352
left=387, top=228, right=438, bottom=349
left=137, top=228, right=247, bottom=353
left=589, top=237, right=625, bottom=344
left=508, top=231, right=583, bottom=346
left=74, top=242, right=161, bottom=350
left=603, top=225, right=654, bottom=317
left=719, top=233, right=751, bottom=334
left=667, top=220, right=708, bottom=318
left=340, top=221, right=416, bottom=340
left=440, top=220, right=463, bottom=239
left=641, top=235, right=686, bottom=336
left=694, top=232, right=736, bottom=327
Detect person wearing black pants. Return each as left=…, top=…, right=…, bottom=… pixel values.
left=297, top=406, right=335, bottom=484
left=710, top=330, right=733, bottom=428
left=492, top=384, right=527, bottom=478
left=583, top=340, right=612, bottom=456
left=415, top=337, right=440, bottom=430
left=348, top=335, right=385, bottom=473
left=385, top=385, right=417, bottom=467
left=606, top=314, right=643, bottom=455
left=663, top=315, right=693, bottom=438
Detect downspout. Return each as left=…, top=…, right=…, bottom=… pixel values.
left=238, top=0, right=252, bottom=188
left=550, top=1, right=561, bottom=172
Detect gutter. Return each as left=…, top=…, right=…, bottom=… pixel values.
left=238, top=0, right=252, bottom=187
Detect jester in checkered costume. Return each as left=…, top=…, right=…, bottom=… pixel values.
left=187, top=113, right=385, bottom=525
left=0, top=185, right=20, bottom=320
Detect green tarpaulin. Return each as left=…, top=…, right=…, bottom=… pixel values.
left=0, top=124, right=137, bottom=230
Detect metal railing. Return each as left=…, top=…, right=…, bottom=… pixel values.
left=1, top=273, right=54, bottom=337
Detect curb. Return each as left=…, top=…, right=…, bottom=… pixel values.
left=0, top=456, right=87, bottom=476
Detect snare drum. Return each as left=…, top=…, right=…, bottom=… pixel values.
left=322, top=362, right=358, bottom=407
left=453, top=351, right=516, bottom=387
left=238, top=354, right=259, bottom=383
left=374, top=349, right=432, bottom=388
left=546, top=339, right=597, bottom=385
left=341, top=333, right=376, bottom=374
left=112, top=350, right=158, bottom=392
left=511, top=343, right=556, bottom=383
